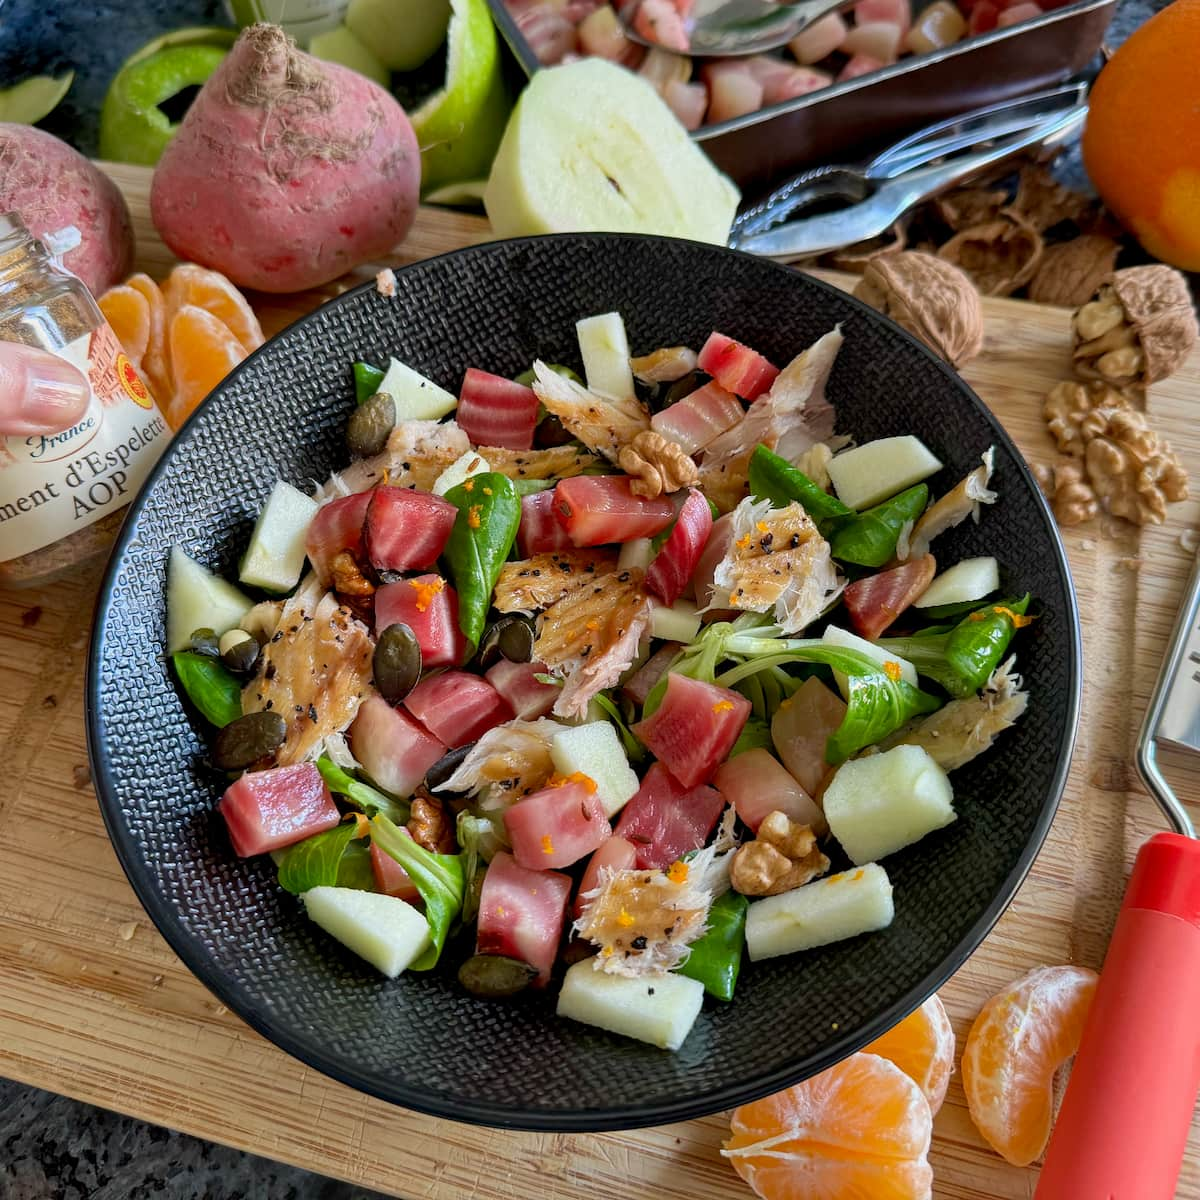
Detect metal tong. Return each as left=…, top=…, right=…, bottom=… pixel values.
left=729, top=82, right=1090, bottom=261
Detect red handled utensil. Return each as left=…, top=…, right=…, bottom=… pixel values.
left=1036, top=548, right=1200, bottom=1199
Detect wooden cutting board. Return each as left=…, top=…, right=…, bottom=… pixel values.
left=2, top=163, right=1198, bottom=1200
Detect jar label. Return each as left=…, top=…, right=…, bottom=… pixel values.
left=0, top=324, right=171, bottom=561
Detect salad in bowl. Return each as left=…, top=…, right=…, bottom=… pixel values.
left=165, top=307, right=1033, bottom=1055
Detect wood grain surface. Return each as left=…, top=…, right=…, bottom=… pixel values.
left=1, top=163, right=1197, bottom=1199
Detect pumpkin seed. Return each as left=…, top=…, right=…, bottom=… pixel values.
left=372, top=622, right=421, bottom=704
left=478, top=614, right=535, bottom=669
left=190, top=627, right=220, bottom=657
left=346, top=391, right=396, bottom=459
left=458, top=954, right=538, bottom=998
left=211, top=710, right=287, bottom=770
left=424, top=742, right=474, bottom=792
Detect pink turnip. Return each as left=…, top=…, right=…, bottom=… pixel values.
left=150, top=24, right=421, bottom=293
left=0, top=123, right=135, bottom=296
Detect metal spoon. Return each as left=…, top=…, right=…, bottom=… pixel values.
left=618, top=0, right=856, bottom=58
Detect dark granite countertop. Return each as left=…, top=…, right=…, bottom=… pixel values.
left=0, top=1078, right=394, bottom=1200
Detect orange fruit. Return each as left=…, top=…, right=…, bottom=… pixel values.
left=98, top=284, right=151, bottom=368
left=167, top=304, right=247, bottom=430
left=1083, top=0, right=1200, bottom=269
left=723, top=1053, right=933, bottom=1200
left=163, top=263, right=265, bottom=355
left=961, top=964, right=1098, bottom=1167
left=125, top=272, right=171, bottom=402
left=864, top=993, right=956, bottom=1115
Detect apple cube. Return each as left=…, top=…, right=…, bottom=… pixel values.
left=823, top=744, right=956, bottom=865
left=301, top=886, right=431, bottom=978
left=556, top=959, right=704, bottom=1050
left=549, top=722, right=640, bottom=818
left=745, top=863, right=894, bottom=961
left=827, top=436, right=942, bottom=510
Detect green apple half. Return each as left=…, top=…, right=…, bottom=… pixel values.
left=99, top=27, right=235, bottom=167
left=484, top=58, right=740, bottom=244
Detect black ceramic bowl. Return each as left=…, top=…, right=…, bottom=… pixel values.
left=87, top=234, right=1080, bottom=1132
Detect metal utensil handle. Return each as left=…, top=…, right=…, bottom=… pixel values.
left=1136, top=547, right=1200, bottom=837
left=869, top=80, right=1089, bottom=179
left=737, top=101, right=1086, bottom=259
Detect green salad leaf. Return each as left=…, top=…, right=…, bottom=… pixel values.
left=748, top=445, right=852, bottom=527
left=277, top=818, right=374, bottom=895
left=442, top=472, right=522, bottom=650
left=876, top=595, right=1033, bottom=699
left=353, top=361, right=385, bottom=403
left=829, top=483, right=929, bottom=568
left=317, top=756, right=409, bottom=825
left=171, top=651, right=242, bottom=726
left=371, top=815, right=464, bottom=971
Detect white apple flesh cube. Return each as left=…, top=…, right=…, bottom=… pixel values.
left=827, top=436, right=943, bottom=510
left=650, top=598, right=701, bottom=643
left=167, top=546, right=254, bottom=653
left=556, top=960, right=704, bottom=1050
left=823, top=744, right=956, bottom=865
left=618, top=537, right=655, bottom=571
left=550, top=722, right=640, bottom=818
left=301, top=886, right=431, bottom=978
left=239, top=480, right=319, bottom=593
left=577, top=311, right=635, bottom=399
left=914, top=556, right=1000, bottom=608
left=822, top=623, right=917, bottom=696
left=377, top=357, right=458, bottom=421
left=432, top=449, right=491, bottom=496
left=745, top=863, right=894, bottom=961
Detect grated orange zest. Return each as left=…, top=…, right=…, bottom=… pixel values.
left=409, top=576, right=445, bottom=613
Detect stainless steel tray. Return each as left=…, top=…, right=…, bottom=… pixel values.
left=486, top=0, right=1116, bottom=198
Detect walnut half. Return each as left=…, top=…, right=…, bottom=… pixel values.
left=1043, top=380, right=1134, bottom=457
left=1084, top=409, right=1189, bottom=526
left=618, top=430, right=698, bottom=498
left=1073, top=266, right=1198, bottom=386
left=729, top=811, right=830, bottom=896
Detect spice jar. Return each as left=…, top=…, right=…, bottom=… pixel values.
left=0, top=213, right=171, bottom=586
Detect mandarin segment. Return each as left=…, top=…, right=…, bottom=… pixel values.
left=961, top=964, right=1098, bottom=1167
left=97, top=284, right=151, bottom=367
left=864, top=993, right=956, bottom=1114
left=125, top=272, right=171, bottom=402
left=164, top=262, right=265, bottom=354
left=167, top=303, right=248, bottom=430
left=723, top=1053, right=933, bottom=1200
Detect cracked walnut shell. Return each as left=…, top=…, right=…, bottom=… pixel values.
left=1028, top=236, right=1120, bottom=308
left=1084, top=409, right=1188, bottom=525
left=1073, top=265, right=1198, bottom=386
left=618, top=430, right=697, bottom=498
left=729, top=810, right=830, bottom=896
left=853, top=251, right=983, bottom=367
left=938, top=214, right=1044, bottom=297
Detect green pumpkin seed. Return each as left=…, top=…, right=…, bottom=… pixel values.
left=457, top=954, right=538, bottom=998
left=190, top=627, right=220, bottom=657
left=212, top=710, right=287, bottom=770
left=478, top=614, right=535, bottom=669
left=373, top=622, right=422, bottom=704
left=346, top=392, right=396, bottom=459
